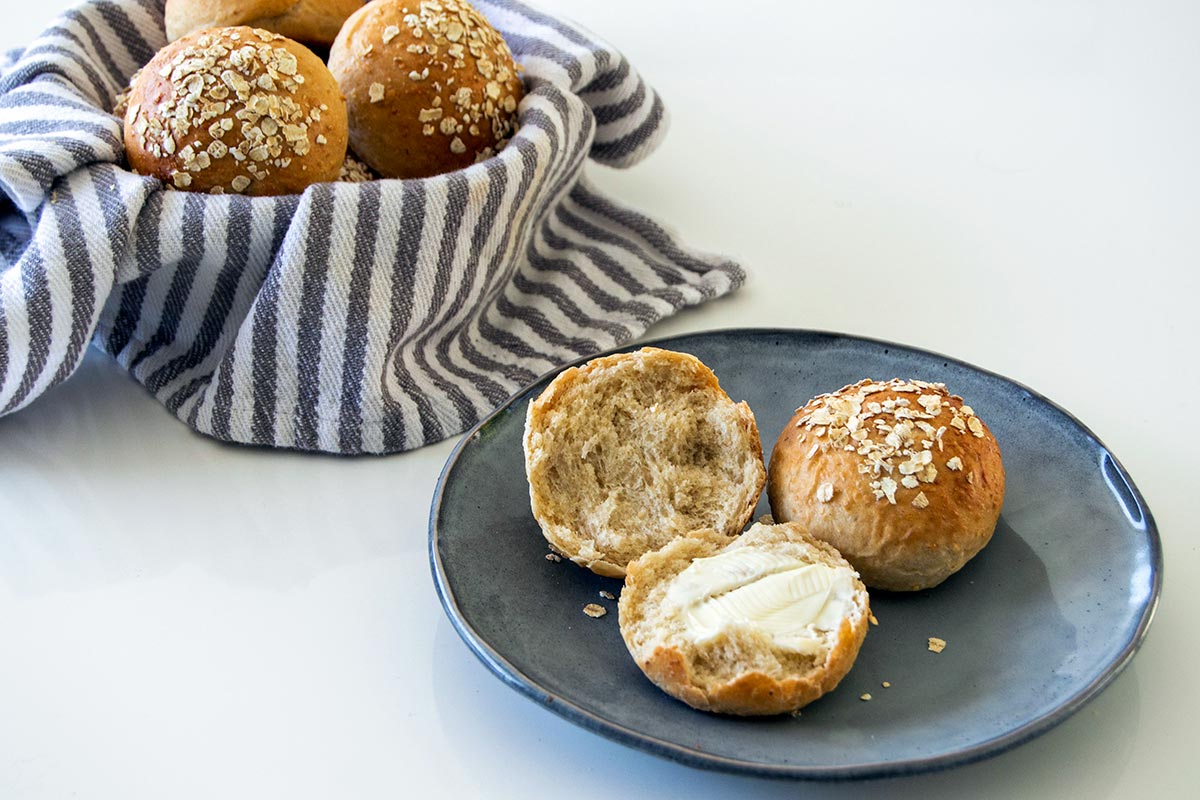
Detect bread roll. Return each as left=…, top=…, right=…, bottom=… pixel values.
left=523, top=348, right=765, bottom=578
left=327, top=0, right=523, bottom=179
left=123, top=27, right=349, bottom=195
left=165, top=0, right=363, bottom=48
left=618, top=523, right=871, bottom=716
left=768, top=379, right=1006, bottom=591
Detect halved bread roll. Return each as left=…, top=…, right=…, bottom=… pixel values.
left=523, top=348, right=765, bottom=577
left=619, top=523, right=870, bottom=716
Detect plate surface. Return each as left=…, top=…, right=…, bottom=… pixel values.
left=429, top=328, right=1161, bottom=779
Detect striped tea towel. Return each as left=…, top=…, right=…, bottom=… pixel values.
left=0, top=0, right=745, bottom=454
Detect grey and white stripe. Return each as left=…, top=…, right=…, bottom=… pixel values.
left=0, top=0, right=745, bottom=453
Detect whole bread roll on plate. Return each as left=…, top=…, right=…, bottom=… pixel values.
left=165, top=0, right=364, bottom=47
left=768, top=379, right=1005, bottom=592
left=523, top=348, right=765, bottom=578
left=327, top=0, right=523, bottom=178
left=619, top=523, right=871, bottom=716
left=123, top=26, right=349, bottom=195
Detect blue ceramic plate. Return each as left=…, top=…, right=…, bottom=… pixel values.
left=429, top=329, right=1161, bottom=779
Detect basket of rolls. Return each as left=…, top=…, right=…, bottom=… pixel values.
left=0, top=0, right=745, bottom=453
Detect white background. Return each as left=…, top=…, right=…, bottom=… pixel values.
left=1, top=0, right=1197, bottom=797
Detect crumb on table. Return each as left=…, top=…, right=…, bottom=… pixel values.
left=928, top=636, right=947, bottom=653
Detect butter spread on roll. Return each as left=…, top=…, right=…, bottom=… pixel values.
left=618, top=523, right=870, bottom=716
left=665, top=550, right=858, bottom=656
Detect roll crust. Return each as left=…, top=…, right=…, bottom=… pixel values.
left=123, top=26, right=349, bottom=195
left=165, top=0, right=363, bottom=47
left=768, top=379, right=1006, bottom=591
left=327, top=0, right=523, bottom=179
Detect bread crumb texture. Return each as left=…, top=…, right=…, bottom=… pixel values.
left=928, top=637, right=947, bottom=653
left=618, top=524, right=871, bottom=716
left=524, top=348, right=765, bottom=577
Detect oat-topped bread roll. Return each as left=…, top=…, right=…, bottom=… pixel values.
left=768, top=379, right=1006, bottom=592
left=523, top=348, right=766, bottom=578
left=327, top=0, right=523, bottom=179
left=165, top=1, right=364, bottom=48
left=619, top=523, right=870, bottom=716
left=124, top=27, right=349, bottom=195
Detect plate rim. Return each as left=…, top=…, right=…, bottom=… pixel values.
left=427, top=326, right=1163, bottom=780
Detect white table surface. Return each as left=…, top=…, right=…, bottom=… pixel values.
left=1, top=1, right=1195, bottom=797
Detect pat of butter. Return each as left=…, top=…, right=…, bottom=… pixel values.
left=665, top=549, right=857, bottom=655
